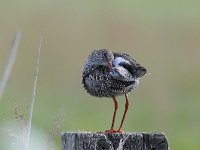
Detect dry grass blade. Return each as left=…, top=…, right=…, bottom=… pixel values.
left=46, top=109, right=64, bottom=150
left=13, top=101, right=28, bottom=150
left=14, top=101, right=27, bottom=130
left=0, top=31, right=21, bottom=101
left=25, top=34, right=43, bottom=150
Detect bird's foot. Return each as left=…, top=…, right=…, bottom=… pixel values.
left=97, top=128, right=116, bottom=134
left=104, top=129, right=123, bottom=133
left=105, top=128, right=117, bottom=133
left=116, top=129, right=122, bottom=133
left=97, top=128, right=123, bottom=134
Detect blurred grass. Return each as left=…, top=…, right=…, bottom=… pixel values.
left=0, top=0, right=200, bottom=149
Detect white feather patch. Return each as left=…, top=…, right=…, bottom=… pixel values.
left=112, top=57, right=130, bottom=66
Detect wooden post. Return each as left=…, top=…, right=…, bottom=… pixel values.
left=61, top=131, right=169, bottom=150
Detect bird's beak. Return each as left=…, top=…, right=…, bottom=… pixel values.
left=108, top=61, right=112, bottom=69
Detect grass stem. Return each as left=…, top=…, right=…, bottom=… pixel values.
left=26, top=34, right=42, bottom=150
left=0, top=31, right=21, bottom=101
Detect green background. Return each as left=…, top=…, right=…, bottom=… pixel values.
left=0, top=1, right=200, bottom=149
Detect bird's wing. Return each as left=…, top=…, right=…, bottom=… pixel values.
left=113, top=52, right=136, bottom=65
left=113, top=52, right=147, bottom=78
left=110, top=66, right=136, bottom=82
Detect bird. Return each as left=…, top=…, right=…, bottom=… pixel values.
left=82, top=49, right=146, bottom=133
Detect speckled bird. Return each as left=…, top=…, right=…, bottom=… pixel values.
left=82, top=49, right=146, bottom=133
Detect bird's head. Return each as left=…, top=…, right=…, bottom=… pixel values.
left=89, top=49, right=114, bottom=69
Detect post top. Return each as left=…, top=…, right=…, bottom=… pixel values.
left=61, top=131, right=169, bottom=150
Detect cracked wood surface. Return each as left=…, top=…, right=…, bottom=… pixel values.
left=61, top=131, right=168, bottom=150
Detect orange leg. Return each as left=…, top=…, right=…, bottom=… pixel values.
left=117, top=94, right=129, bottom=132
left=106, top=96, right=118, bottom=133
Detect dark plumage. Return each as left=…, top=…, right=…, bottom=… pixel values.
left=82, top=49, right=146, bottom=132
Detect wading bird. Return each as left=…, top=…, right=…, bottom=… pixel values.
left=82, top=49, right=146, bottom=133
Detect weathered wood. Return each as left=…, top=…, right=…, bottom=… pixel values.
left=61, top=131, right=169, bottom=150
